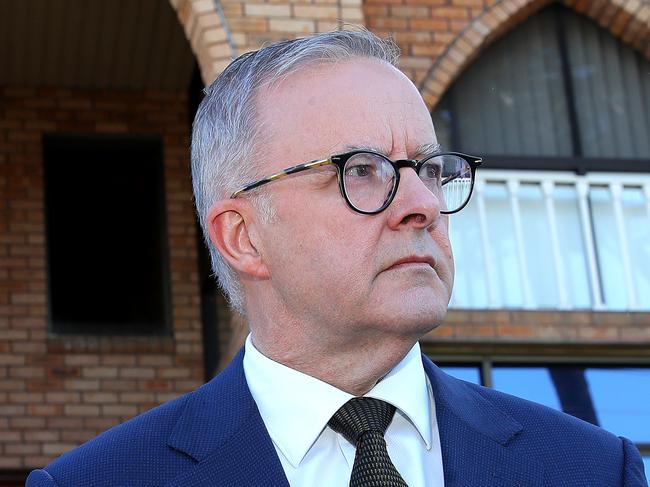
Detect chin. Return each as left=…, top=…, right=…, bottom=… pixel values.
left=371, top=301, right=448, bottom=338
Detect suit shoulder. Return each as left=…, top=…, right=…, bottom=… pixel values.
left=39, top=390, right=194, bottom=487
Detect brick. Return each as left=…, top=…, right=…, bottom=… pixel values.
left=10, top=416, right=46, bottom=429
left=370, top=17, right=409, bottom=29
left=83, top=392, right=119, bottom=403
left=8, top=391, right=43, bottom=403
left=391, top=5, right=430, bottom=17
left=158, top=367, right=191, bottom=379
left=5, top=443, right=40, bottom=455
left=119, top=367, right=156, bottom=379
left=0, top=457, right=22, bottom=468
left=101, top=379, right=137, bottom=391
left=120, top=392, right=156, bottom=403
left=293, top=5, right=340, bottom=19
left=64, top=404, right=100, bottom=416
left=82, top=366, right=118, bottom=379
left=0, top=404, right=26, bottom=415
left=45, top=391, right=81, bottom=403
left=43, top=443, right=78, bottom=456
left=24, top=430, right=60, bottom=442
left=139, top=355, right=174, bottom=366
left=102, top=404, right=138, bottom=417
left=0, top=379, right=25, bottom=391
left=9, top=366, right=45, bottom=378
left=64, top=379, right=100, bottom=391
left=227, top=17, right=269, bottom=32
left=341, top=7, right=364, bottom=21
left=0, top=431, right=21, bottom=442
left=11, top=341, right=47, bottom=354
left=65, top=355, right=100, bottom=366
left=46, top=417, right=84, bottom=429
left=28, top=404, right=64, bottom=416
left=410, top=18, right=449, bottom=30
left=244, top=3, right=291, bottom=17
left=269, top=18, right=315, bottom=33
left=0, top=354, right=25, bottom=365
left=202, top=27, right=228, bottom=43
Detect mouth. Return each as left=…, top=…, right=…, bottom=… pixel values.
left=386, top=255, right=436, bottom=271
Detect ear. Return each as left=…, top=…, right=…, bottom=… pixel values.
left=206, top=199, right=270, bottom=280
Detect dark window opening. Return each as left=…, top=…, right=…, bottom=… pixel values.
left=432, top=4, right=650, bottom=172
left=43, top=134, right=171, bottom=335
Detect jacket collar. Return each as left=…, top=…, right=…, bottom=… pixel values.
left=166, top=349, right=540, bottom=487
left=423, top=356, right=543, bottom=486
left=166, top=349, right=289, bottom=487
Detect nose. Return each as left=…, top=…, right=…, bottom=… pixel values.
left=386, top=166, right=442, bottom=230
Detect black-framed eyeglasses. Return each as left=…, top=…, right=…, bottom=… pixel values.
left=231, top=150, right=482, bottom=215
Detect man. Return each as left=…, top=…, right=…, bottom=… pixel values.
left=28, top=29, right=647, bottom=487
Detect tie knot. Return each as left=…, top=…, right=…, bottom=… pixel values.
left=328, top=397, right=396, bottom=445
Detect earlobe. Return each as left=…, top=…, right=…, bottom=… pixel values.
left=206, top=200, right=270, bottom=279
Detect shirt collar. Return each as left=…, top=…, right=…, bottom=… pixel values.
left=243, top=336, right=432, bottom=468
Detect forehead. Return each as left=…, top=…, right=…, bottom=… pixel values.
left=255, top=57, right=436, bottom=170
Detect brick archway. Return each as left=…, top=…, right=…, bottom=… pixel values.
left=419, top=0, right=650, bottom=110
left=170, top=0, right=366, bottom=86
left=169, top=0, right=235, bottom=85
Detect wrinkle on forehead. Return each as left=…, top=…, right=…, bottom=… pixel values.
left=256, top=57, right=437, bottom=167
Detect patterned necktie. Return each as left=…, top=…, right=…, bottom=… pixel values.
left=328, top=397, right=408, bottom=487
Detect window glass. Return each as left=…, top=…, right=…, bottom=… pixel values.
left=492, top=367, right=561, bottom=410
left=518, top=183, right=557, bottom=308
left=448, top=198, right=490, bottom=308
left=565, top=11, right=650, bottom=159
left=484, top=182, right=523, bottom=307
left=585, top=369, right=650, bottom=443
left=554, top=185, right=591, bottom=308
left=492, top=366, right=650, bottom=443
left=432, top=5, right=650, bottom=160
left=438, top=365, right=481, bottom=385
left=432, top=7, right=570, bottom=157
left=622, top=187, right=650, bottom=308
left=589, top=186, right=627, bottom=310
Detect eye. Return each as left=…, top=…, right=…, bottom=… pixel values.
left=345, top=163, right=374, bottom=178
left=344, top=153, right=382, bottom=178
left=420, top=160, right=442, bottom=180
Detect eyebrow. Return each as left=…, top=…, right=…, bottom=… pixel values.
left=341, top=142, right=442, bottom=159
left=414, top=142, right=441, bottom=157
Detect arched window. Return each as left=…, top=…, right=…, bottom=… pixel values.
left=434, top=5, right=650, bottom=165
left=433, top=5, right=650, bottom=311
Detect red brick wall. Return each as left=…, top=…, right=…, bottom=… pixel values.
left=0, top=87, right=203, bottom=470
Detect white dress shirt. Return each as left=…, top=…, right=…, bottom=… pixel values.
left=243, top=335, right=445, bottom=486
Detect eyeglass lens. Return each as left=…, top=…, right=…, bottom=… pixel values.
left=342, top=153, right=472, bottom=213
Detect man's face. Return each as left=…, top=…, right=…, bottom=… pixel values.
left=252, top=58, right=454, bottom=344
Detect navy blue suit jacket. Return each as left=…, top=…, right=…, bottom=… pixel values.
left=27, top=350, right=648, bottom=486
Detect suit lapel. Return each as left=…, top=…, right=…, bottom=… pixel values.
left=163, top=347, right=543, bottom=486
left=422, top=356, right=544, bottom=486
left=165, top=349, right=289, bottom=487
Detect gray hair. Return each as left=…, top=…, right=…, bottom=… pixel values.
left=191, top=28, right=400, bottom=314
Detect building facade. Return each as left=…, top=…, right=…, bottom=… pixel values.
left=1, top=0, right=649, bottom=483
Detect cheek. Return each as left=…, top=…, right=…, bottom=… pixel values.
left=433, top=225, right=455, bottom=285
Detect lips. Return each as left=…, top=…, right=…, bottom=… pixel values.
left=387, top=255, right=436, bottom=271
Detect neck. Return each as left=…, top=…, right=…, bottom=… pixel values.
left=250, top=325, right=418, bottom=396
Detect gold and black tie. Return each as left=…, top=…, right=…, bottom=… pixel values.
left=328, top=397, right=408, bottom=487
